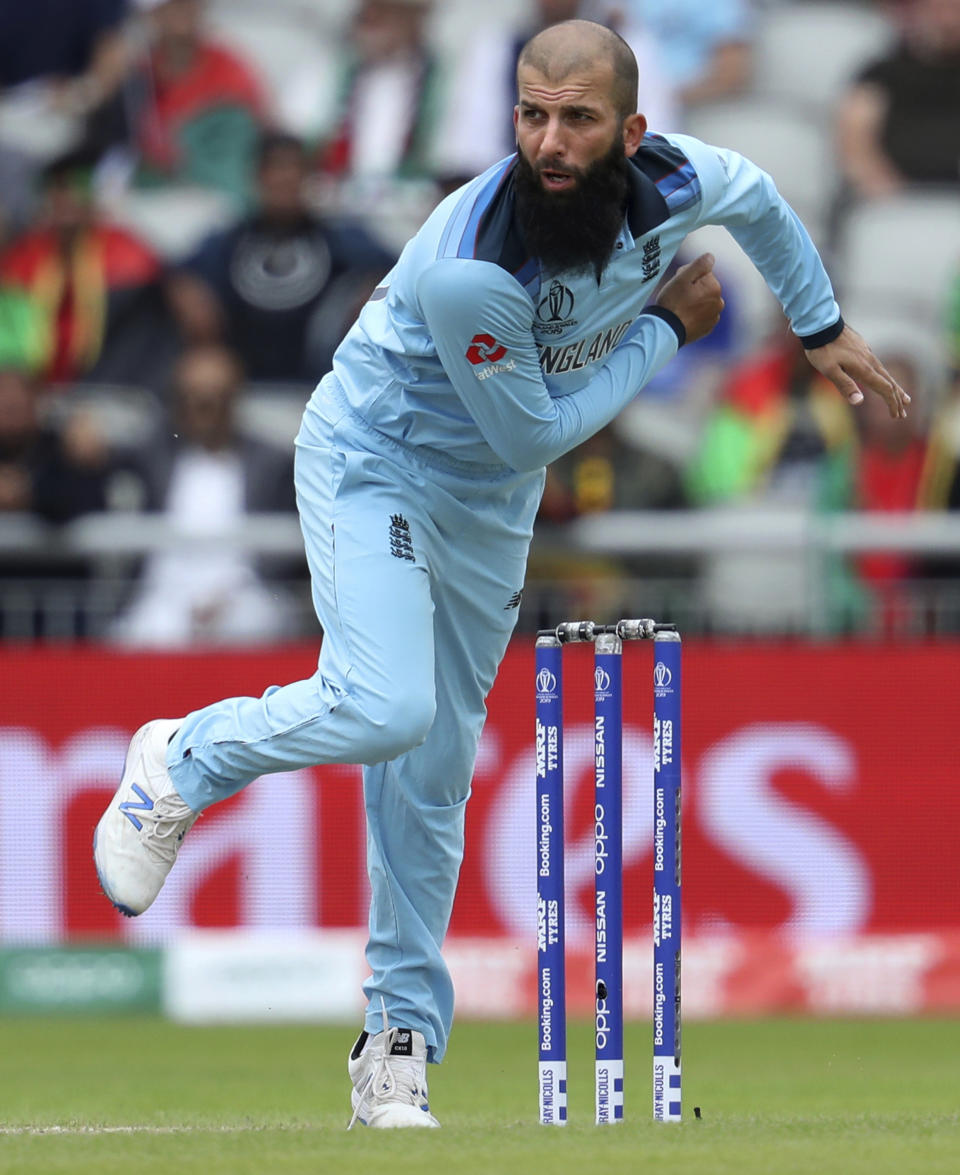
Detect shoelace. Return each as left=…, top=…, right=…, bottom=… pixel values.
left=141, top=797, right=199, bottom=864
left=347, top=1001, right=427, bottom=1130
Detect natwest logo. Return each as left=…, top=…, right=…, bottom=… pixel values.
left=466, top=333, right=507, bottom=365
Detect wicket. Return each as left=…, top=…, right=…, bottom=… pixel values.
left=535, top=619, right=682, bottom=1126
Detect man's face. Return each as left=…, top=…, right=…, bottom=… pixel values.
left=0, top=370, right=36, bottom=445
left=44, top=172, right=93, bottom=235
left=175, top=351, right=237, bottom=447
left=353, top=1, right=429, bottom=62
left=858, top=355, right=920, bottom=451
left=514, top=61, right=631, bottom=194
left=151, top=0, right=203, bottom=48
left=918, top=0, right=960, bottom=48
left=512, top=62, right=644, bottom=274
left=258, top=148, right=307, bottom=219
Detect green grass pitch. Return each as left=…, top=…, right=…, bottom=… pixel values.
left=1, top=1016, right=958, bottom=1174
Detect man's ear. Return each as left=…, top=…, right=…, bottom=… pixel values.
left=623, top=112, right=647, bottom=155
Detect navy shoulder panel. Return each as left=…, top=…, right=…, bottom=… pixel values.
left=625, top=134, right=702, bottom=236
left=633, top=134, right=702, bottom=214
left=438, top=157, right=539, bottom=292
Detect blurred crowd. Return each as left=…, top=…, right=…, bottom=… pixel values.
left=1, top=0, right=960, bottom=642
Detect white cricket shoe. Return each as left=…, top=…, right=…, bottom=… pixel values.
left=347, top=1016, right=440, bottom=1129
left=93, top=719, right=198, bottom=916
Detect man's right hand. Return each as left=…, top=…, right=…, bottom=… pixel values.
left=655, top=252, right=725, bottom=345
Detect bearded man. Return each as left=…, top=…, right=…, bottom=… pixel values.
left=93, top=20, right=908, bottom=1129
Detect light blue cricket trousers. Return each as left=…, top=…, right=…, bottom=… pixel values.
left=167, top=376, right=543, bottom=1061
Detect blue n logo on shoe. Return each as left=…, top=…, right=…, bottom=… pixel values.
left=119, top=784, right=154, bottom=831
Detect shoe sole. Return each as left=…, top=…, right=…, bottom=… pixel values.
left=360, top=1110, right=440, bottom=1128
left=92, top=826, right=140, bottom=918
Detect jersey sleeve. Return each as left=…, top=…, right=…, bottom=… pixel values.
left=415, top=258, right=680, bottom=472
left=669, top=132, right=842, bottom=344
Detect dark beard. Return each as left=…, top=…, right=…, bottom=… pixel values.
left=513, top=139, right=630, bottom=280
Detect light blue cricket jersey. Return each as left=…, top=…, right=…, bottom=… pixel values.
left=328, top=132, right=842, bottom=474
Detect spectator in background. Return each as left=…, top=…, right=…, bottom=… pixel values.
left=0, top=149, right=37, bottom=248
left=603, top=0, right=752, bottom=117
left=437, top=1, right=676, bottom=179
left=689, top=334, right=932, bottom=633
left=687, top=332, right=855, bottom=511
left=318, top=0, right=443, bottom=183
left=86, top=0, right=268, bottom=208
left=534, top=421, right=689, bottom=621
left=952, top=267, right=960, bottom=364
left=837, top=0, right=960, bottom=199
left=687, top=332, right=860, bottom=632
left=917, top=284, right=960, bottom=603
left=111, top=342, right=299, bottom=646
left=851, top=351, right=930, bottom=632
left=0, top=367, right=111, bottom=522
left=0, top=289, right=47, bottom=374
left=0, top=149, right=177, bottom=389
left=168, top=133, right=395, bottom=383
left=541, top=421, right=687, bottom=521
left=0, top=1, right=131, bottom=254
left=0, top=0, right=129, bottom=105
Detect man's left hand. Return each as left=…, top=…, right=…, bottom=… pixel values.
left=805, top=324, right=910, bottom=419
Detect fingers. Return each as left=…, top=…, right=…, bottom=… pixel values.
left=833, top=366, right=864, bottom=406
left=880, top=364, right=911, bottom=419
left=874, top=371, right=910, bottom=420
left=680, top=252, right=716, bottom=282
left=853, top=359, right=911, bottom=419
left=655, top=253, right=725, bottom=344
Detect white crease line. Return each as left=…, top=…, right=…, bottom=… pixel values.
left=0, top=1124, right=314, bottom=1136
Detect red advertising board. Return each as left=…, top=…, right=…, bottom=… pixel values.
left=1, top=641, right=959, bottom=948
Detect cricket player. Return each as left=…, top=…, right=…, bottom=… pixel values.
left=94, top=20, right=908, bottom=1128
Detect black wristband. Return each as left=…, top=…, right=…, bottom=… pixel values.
left=800, top=315, right=845, bottom=350
left=644, top=305, right=687, bottom=347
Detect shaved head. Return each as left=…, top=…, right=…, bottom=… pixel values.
left=518, top=19, right=638, bottom=121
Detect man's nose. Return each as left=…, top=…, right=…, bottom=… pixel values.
left=538, top=117, right=567, bottom=159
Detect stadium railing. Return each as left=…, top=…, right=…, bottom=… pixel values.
left=4, top=509, right=960, bottom=639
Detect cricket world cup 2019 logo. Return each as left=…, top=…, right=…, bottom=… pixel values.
left=535, top=281, right=576, bottom=335
left=654, top=660, right=673, bottom=698
left=594, top=666, right=611, bottom=696
left=536, top=669, right=558, bottom=700
left=537, top=281, right=575, bottom=323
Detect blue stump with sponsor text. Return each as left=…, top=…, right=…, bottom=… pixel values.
left=594, top=630, right=624, bottom=1124
left=536, top=633, right=567, bottom=1125
left=652, top=630, right=682, bottom=1122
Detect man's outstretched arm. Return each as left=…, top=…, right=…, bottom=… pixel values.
left=675, top=132, right=910, bottom=421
